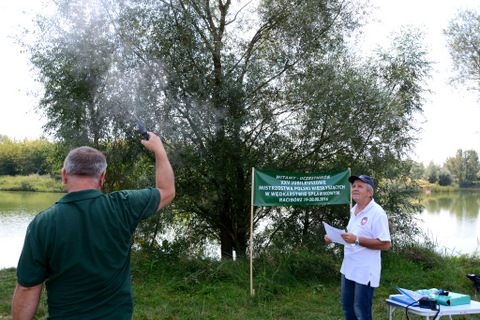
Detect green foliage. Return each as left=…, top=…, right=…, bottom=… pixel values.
left=254, top=247, right=339, bottom=288
left=393, top=241, right=446, bottom=270
left=444, top=9, right=480, bottom=95
left=445, top=149, right=480, bottom=187
left=27, top=1, right=119, bottom=148
left=380, top=245, right=480, bottom=300
left=0, top=174, right=65, bottom=192
left=101, top=139, right=157, bottom=192
left=407, top=160, right=425, bottom=180
left=419, top=181, right=460, bottom=193
left=131, top=243, right=341, bottom=306
left=438, top=167, right=454, bottom=186
left=375, top=176, right=424, bottom=246
left=0, top=136, right=54, bottom=176
left=251, top=203, right=355, bottom=264
left=23, top=0, right=432, bottom=259
left=424, top=161, right=439, bottom=183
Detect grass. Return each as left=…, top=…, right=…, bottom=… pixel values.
left=0, top=174, right=66, bottom=193
left=2, top=242, right=480, bottom=319
left=0, top=268, right=17, bottom=317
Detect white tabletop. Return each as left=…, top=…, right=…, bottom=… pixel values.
left=386, top=295, right=480, bottom=319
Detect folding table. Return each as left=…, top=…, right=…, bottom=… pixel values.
left=386, top=294, right=480, bottom=320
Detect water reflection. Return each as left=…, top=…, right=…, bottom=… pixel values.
left=419, top=191, right=480, bottom=256
left=422, top=191, right=480, bottom=219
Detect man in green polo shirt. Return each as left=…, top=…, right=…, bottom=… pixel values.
left=12, top=132, right=175, bottom=319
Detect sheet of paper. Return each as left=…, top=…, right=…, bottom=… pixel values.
left=323, top=222, right=348, bottom=245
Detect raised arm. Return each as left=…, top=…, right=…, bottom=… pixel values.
left=141, top=132, right=175, bottom=211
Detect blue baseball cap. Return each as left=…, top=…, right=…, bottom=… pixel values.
left=348, top=175, right=374, bottom=189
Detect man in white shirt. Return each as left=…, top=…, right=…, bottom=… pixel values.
left=325, top=175, right=391, bottom=320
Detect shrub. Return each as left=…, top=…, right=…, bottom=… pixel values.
left=438, top=168, right=453, bottom=186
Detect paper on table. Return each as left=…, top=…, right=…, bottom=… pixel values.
left=323, top=222, right=348, bottom=245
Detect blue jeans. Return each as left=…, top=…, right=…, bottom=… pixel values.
left=341, top=274, right=375, bottom=320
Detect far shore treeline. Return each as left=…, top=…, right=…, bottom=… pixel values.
left=1, top=135, right=478, bottom=192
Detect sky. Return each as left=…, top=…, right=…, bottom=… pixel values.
left=361, top=0, right=480, bottom=165
left=0, top=0, right=479, bottom=166
left=0, top=1, right=44, bottom=140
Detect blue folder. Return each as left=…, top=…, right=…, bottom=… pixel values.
left=391, top=287, right=423, bottom=306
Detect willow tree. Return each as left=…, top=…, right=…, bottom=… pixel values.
left=444, top=9, right=480, bottom=95
left=26, top=0, right=430, bottom=259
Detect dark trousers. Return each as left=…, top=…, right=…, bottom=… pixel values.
left=341, top=274, right=375, bottom=320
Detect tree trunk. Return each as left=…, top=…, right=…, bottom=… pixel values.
left=219, top=227, right=233, bottom=259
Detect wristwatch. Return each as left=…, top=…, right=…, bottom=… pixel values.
left=355, top=236, right=359, bottom=245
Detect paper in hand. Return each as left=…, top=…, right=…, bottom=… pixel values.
left=323, top=222, right=348, bottom=245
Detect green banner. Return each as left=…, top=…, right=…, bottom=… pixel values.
left=253, top=168, right=351, bottom=206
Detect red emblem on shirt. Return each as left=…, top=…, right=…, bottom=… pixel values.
left=361, top=217, right=368, bottom=225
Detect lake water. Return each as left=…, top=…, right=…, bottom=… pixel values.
left=0, top=191, right=64, bottom=269
left=417, top=191, right=480, bottom=256
left=1, top=190, right=479, bottom=269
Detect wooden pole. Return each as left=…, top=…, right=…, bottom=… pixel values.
left=348, top=167, right=352, bottom=211
left=250, top=167, right=255, bottom=296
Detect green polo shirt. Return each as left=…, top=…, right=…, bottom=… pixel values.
left=17, top=188, right=160, bottom=319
